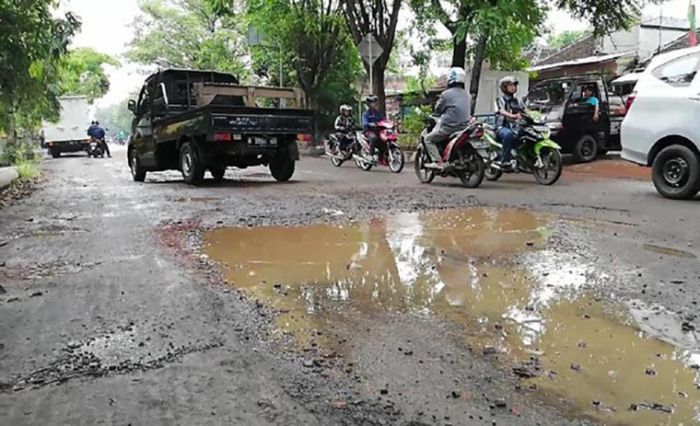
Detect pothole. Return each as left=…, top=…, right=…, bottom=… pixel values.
left=203, top=207, right=700, bottom=425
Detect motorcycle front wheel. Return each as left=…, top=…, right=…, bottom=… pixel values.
left=533, top=148, right=563, bottom=185
left=414, top=146, right=435, bottom=184
left=458, top=152, right=485, bottom=188
left=485, top=165, right=503, bottom=181
left=388, top=145, right=404, bottom=173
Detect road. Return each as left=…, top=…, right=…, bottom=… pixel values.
left=1, top=146, right=699, bottom=425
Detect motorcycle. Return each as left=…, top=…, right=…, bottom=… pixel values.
left=325, top=131, right=358, bottom=167
left=353, top=120, right=405, bottom=173
left=414, top=117, right=486, bottom=188
left=86, top=138, right=105, bottom=158
left=478, top=112, right=563, bottom=185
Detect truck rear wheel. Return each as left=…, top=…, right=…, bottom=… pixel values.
left=50, top=148, right=61, bottom=158
left=269, top=153, right=295, bottom=182
left=573, top=135, right=597, bottom=163
left=180, top=142, right=205, bottom=185
left=129, top=148, right=147, bottom=182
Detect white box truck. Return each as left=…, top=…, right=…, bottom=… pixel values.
left=42, top=96, right=91, bottom=158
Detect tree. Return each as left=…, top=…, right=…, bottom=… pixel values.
left=127, top=0, right=248, bottom=77
left=555, top=0, right=656, bottom=36
left=341, top=0, right=403, bottom=112
left=547, top=30, right=588, bottom=48
left=95, top=99, right=135, bottom=136
left=58, top=48, right=120, bottom=103
left=245, top=1, right=350, bottom=108
left=0, top=0, right=80, bottom=142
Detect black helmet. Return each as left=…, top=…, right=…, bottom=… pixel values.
left=499, top=76, right=519, bottom=93
left=365, top=95, right=378, bottom=104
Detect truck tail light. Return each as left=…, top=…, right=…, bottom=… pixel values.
left=214, top=132, right=232, bottom=142
left=297, top=133, right=312, bottom=143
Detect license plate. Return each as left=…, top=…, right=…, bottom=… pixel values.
left=248, top=136, right=277, bottom=147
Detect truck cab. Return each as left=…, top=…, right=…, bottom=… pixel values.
left=127, top=69, right=313, bottom=185
left=527, top=76, right=625, bottom=163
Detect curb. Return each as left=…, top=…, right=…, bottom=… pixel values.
left=0, top=167, right=19, bottom=190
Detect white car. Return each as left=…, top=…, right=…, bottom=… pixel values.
left=621, top=45, right=700, bottom=199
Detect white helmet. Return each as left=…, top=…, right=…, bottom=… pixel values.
left=339, top=104, right=352, bottom=114
left=447, top=67, right=466, bottom=85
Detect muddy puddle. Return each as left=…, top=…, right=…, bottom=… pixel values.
left=204, top=208, right=700, bottom=425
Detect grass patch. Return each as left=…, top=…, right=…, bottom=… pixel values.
left=14, top=159, right=40, bottom=180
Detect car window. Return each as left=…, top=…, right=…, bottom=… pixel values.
left=652, top=53, right=700, bottom=87
left=527, top=82, right=569, bottom=107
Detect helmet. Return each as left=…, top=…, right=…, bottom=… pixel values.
left=339, top=104, right=352, bottom=114
left=446, top=67, right=466, bottom=85
left=499, top=76, right=519, bottom=93
left=365, top=95, right=378, bottom=104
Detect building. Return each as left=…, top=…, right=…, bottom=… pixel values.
left=530, top=15, right=694, bottom=82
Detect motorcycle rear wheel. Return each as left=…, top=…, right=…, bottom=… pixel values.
left=331, top=156, right=343, bottom=167
left=414, top=146, right=435, bottom=184
left=458, top=153, right=485, bottom=188
left=533, top=148, right=563, bottom=185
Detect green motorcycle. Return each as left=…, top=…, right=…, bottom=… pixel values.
left=478, top=111, right=563, bottom=185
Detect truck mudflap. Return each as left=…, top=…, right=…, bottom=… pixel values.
left=288, top=140, right=300, bottom=161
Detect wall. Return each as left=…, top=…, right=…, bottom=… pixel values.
left=637, top=26, right=688, bottom=60
left=468, top=70, right=529, bottom=115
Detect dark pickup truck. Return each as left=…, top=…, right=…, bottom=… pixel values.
left=127, top=69, right=314, bottom=184
left=526, top=76, right=626, bottom=163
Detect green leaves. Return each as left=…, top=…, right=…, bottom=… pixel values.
left=57, top=48, right=120, bottom=103
left=0, top=0, right=80, bottom=135
left=127, top=0, right=248, bottom=77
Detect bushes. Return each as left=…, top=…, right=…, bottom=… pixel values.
left=398, top=105, right=431, bottom=150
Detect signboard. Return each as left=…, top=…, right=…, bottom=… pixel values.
left=359, top=33, right=383, bottom=65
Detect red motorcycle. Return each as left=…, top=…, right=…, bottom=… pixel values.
left=353, top=120, right=404, bottom=173
left=414, top=117, right=485, bottom=188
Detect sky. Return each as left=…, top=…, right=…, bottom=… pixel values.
left=59, top=0, right=693, bottom=108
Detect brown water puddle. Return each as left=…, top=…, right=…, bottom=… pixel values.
left=204, top=208, right=700, bottom=425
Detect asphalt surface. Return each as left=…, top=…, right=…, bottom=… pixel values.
left=1, top=145, right=699, bottom=425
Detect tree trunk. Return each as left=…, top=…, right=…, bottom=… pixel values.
left=469, top=33, right=489, bottom=115
left=364, top=60, right=387, bottom=114
left=451, top=36, right=467, bottom=68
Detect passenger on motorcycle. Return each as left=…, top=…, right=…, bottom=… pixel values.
left=334, top=104, right=355, bottom=153
left=362, top=95, right=384, bottom=157
left=424, top=67, right=472, bottom=170
left=495, top=76, right=524, bottom=170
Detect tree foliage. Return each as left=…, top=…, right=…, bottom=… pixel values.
left=0, top=0, right=80, bottom=137
left=127, top=0, right=248, bottom=76
left=58, top=48, right=120, bottom=103
left=95, top=99, right=135, bottom=136
left=555, top=0, right=659, bottom=36
left=246, top=1, right=351, bottom=106
left=341, top=0, right=403, bottom=112
left=546, top=30, right=589, bottom=48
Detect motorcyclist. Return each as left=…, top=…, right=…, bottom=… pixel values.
left=362, top=95, right=384, bottom=157
left=88, top=121, right=111, bottom=158
left=495, top=76, right=525, bottom=170
left=334, top=104, right=355, bottom=153
left=424, top=67, right=472, bottom=169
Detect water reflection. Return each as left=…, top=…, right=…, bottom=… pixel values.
left=204, top=208, right=700, bottom=425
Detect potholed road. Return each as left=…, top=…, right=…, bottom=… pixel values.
left=1, top=146, right=699, bottom=425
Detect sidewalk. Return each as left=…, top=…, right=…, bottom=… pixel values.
left=0, top=167, right=19, bottom=190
